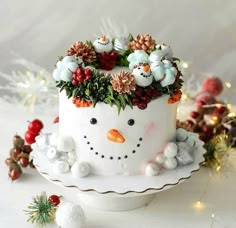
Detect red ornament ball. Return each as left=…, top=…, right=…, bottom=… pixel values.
left=28, top=119, right=43, bottom=134
left=25, top=131, right=37, bottom=144
left=48, top=195, right=60, bottom=206
left=202, top=77, right=223, bottom=96
left=196, top=93, right=216, bottom=109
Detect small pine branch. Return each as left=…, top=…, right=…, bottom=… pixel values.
left=25, top=192, right=56, bottom=228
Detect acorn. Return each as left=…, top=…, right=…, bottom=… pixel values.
left=13, top=135, right=25, bottom=149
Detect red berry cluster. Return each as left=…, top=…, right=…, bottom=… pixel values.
left=72, top=67, right=93, bottom=86
left=98, top=51, right=118, bottom=70
left=5, top=135, right=34, bottom=181
left=132, top=87, right=159, bottom=110
left=187, top=103, right=229, bottom=142
left=25, top=119, right=44, bottom=144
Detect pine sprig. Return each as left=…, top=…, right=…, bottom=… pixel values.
left=25, top=192, right=56, bottom=228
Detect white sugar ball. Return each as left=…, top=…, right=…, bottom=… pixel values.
left=68, top=152, right=77, bottom=166
left=164, top=158, right=178, bottom=169
left=56, top=201, right=85, bottom=228
left=145, top=163, right=160, bottom=176
left=60, top=69, right=72, bottom=82
left=176, top=128, right=188, bottom=141
left=66, top=62, right=78, bottom=72
left=57, top=136, right=74, bottom=152
left=155, top=154, right=166, bottom=165
left=163, top=142, right=177, bottom=158
left=71, top=162, right=90, bottom=178
left=46, top=146, right=58, bottom=160
left=36, top=134, right=48, bottom=149
left=62, top=56, right=77, bottom=64
left=50, top=133, right=58, bottom=146
left=53, top=68, right=61, bottom=81
left=54, top=160, right=70, bottom=174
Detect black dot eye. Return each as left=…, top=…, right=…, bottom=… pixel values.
left=141, top=73, right=144, bottom=75
left=138, top=67, right=140, bottom=70
left=90, top=118, right=97, bottom=125
left=128, top=119, right=135, bottom=126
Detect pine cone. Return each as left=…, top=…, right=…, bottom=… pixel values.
left=67, top=41, right=96, bottom=64
left=129, top=34, right=156, bottom=54
left=98, top=51, right=118, bottom=70
left=111, top=71, right=136, bottom=94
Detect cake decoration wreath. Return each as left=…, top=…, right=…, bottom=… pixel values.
left=53, top=34, right=183, bottom=113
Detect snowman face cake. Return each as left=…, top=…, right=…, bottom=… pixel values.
left=51, top=34, right=185, bottom=177
left=93, top=35, right=113, bottom=53
left=59, top=92, right=177, bottom=176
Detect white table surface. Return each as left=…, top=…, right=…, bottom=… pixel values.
left=1, top=100, right=236, bottom=228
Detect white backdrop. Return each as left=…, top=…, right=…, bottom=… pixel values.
left=1, top=0, right=236, bottom=100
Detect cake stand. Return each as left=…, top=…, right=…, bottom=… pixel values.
left=31, top=131, right=205, bottom=211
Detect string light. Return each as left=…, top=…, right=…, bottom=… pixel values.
left=182, top=62, right=189, bottom=69
left=225, top=81, right=232, bottom=88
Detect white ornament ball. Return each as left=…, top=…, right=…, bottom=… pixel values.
left=71, top=162, right=90, bottom=178
left=163, top=142, right=178, bottom=158
left=52, top=68, right=61, bottom=81
left=36, top=134, right=48, bottom=149
left=54, top=160, right=70, bottom=174
left=176, top=128, right=188, bottom=141
left=155, top=154, right=166, bottom=165
left=164, top=158, right=178, bottom=169
left=186, top=135, right=196, bottom=147
left=55, top=201, right=86, bottom=228
left=60, top=69, right=72, bottom=82
left=57, top=136, right=74, bottom=152
left=66, top=62, right=78, bottom=72
left=50, top=133, right=58, bottom=146
left=145, top=163, right=160, bottom=176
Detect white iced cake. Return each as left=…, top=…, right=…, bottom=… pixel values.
left=37, top=34, right=195, bottom=178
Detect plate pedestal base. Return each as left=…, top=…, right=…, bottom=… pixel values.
left=78, top=192, right=156, bottom=211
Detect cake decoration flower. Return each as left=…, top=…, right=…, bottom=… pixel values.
left=128, top=34, right=156, bottom=54
left=67, top=41, right=96, bottom=64
left=149, top=43, right=173, bottom=62
left=111, top=71, right=136, bottom=94
left=127, top=50, right=149, bottom=69
left=151, top=60, right=177, bottom=87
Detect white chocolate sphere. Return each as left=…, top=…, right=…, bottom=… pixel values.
left=163, top=142, right=178, bottom=158
left=71, top=162, right=90, bottom=178
left=155, top=154, right=166, bottom=165
left=54, top=160, right=70, bottom=174
left=145, top=163, right=160, bottom=176
left=164, top=158, right=178, bottom=169
left=56, top=136, right=74, bottom=152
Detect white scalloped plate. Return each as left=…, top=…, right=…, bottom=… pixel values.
left=31, top=131, right=205, bottom=196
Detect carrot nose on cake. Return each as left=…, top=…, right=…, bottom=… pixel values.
left=101, top=35, right=106, bottom=41
left=143, top=65, right=150, bottom=72
left=107, top=129, right=125, bottom=143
